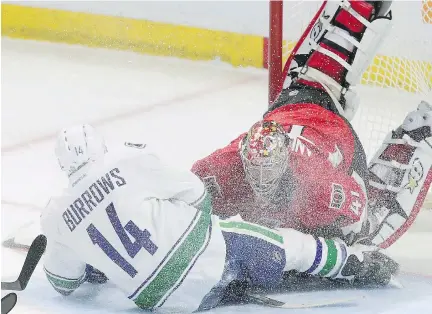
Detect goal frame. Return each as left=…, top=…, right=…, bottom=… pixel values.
left=268, top=0, right=327, bottom=105
left=268, top=0, right=283, bottom=105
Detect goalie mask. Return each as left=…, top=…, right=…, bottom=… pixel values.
left=55, top=124, right=107, bottom=181
left=240, top=120, right=290, bottom=201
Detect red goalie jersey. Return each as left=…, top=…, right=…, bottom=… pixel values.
left=192, top=101, right=369, bottom=240
left=191, top=0, right=390, bottom=241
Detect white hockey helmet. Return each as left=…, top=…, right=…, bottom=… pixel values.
left=54, top=124, right=107, bottom=179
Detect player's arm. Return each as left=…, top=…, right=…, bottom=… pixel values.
left=116, top=141, right=209, bottom=208
left=41, top=200, right=106, bottom=296
left=153, top=158, right=208, bottom=207
left=157, top=163, right=209, bottom=209
left=191, top=135, right=247, bottom=217
left=43, top=239, right=87, bottom=296
left=193, top=135, right=245, bottom=188
left=191, top=156, right=219, bottom=198
left=134, top=152, right=210, bottom=210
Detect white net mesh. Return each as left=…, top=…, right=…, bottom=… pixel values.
left=281, top=1, right=432, bottom=159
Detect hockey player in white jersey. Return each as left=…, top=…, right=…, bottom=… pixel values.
left=41, top=125, right=399, bottom=312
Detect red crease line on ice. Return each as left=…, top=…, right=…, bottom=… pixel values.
left=1, top=76, right=261, bottom=154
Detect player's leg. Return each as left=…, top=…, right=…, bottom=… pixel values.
left=364, top=101, right=432, bottom=248
left=217, top=216, right=398, bottom=295
left=270, top=0, right=393, bottom=122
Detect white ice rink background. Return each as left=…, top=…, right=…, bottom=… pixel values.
left=1, top=38, right=432, bottom=313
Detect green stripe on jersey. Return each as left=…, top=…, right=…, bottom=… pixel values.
left=219, top=221, right=283, bottom=244
left=318, top=239, right=338, bottom=276
left=44, top=268, right=84, bottom=290
left=194, top=190, right=212, bottom=215
left=133, top=210, right=212, bottom=309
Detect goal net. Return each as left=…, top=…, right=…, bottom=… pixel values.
left=268, top=0, right=432, bottom=160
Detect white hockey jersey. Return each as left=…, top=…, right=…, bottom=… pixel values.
left=41, top=144, right=227, bottom=312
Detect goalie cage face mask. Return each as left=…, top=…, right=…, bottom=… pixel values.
left=240, top=120, right=290, bottom=202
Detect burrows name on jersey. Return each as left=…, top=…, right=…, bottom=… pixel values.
left=62, top=168, right=127, bottom=232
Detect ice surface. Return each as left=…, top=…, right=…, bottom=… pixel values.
left=1, top=38, right=432, bottom=313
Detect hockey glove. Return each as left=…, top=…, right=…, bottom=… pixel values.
left=335, top=243, right=399, bottom=287
left=84, top=264, right=109, bottom=284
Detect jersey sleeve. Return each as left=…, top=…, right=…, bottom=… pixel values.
left=134, top=152, right=208, bottom=207
left=41, top=200, right=86, bottom=296
left=107, top=141, right=207, bottom=206
left=43, top=240, right=87, bottom=296
left=191, top=134, right=253, bottom=217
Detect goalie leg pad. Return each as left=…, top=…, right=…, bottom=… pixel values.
left=280, top=0, right=393, bottom=121
left=345, top=16, right=393, bottom=87
left=366, top=101, right=432, bottom=248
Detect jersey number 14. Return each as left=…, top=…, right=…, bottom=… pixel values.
left=86, top=203, right=158, bottom=278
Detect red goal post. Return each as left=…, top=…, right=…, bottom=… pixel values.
left=268, top=1, right=326, bottom=105
left=268, top=0, right=283, bottom=105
